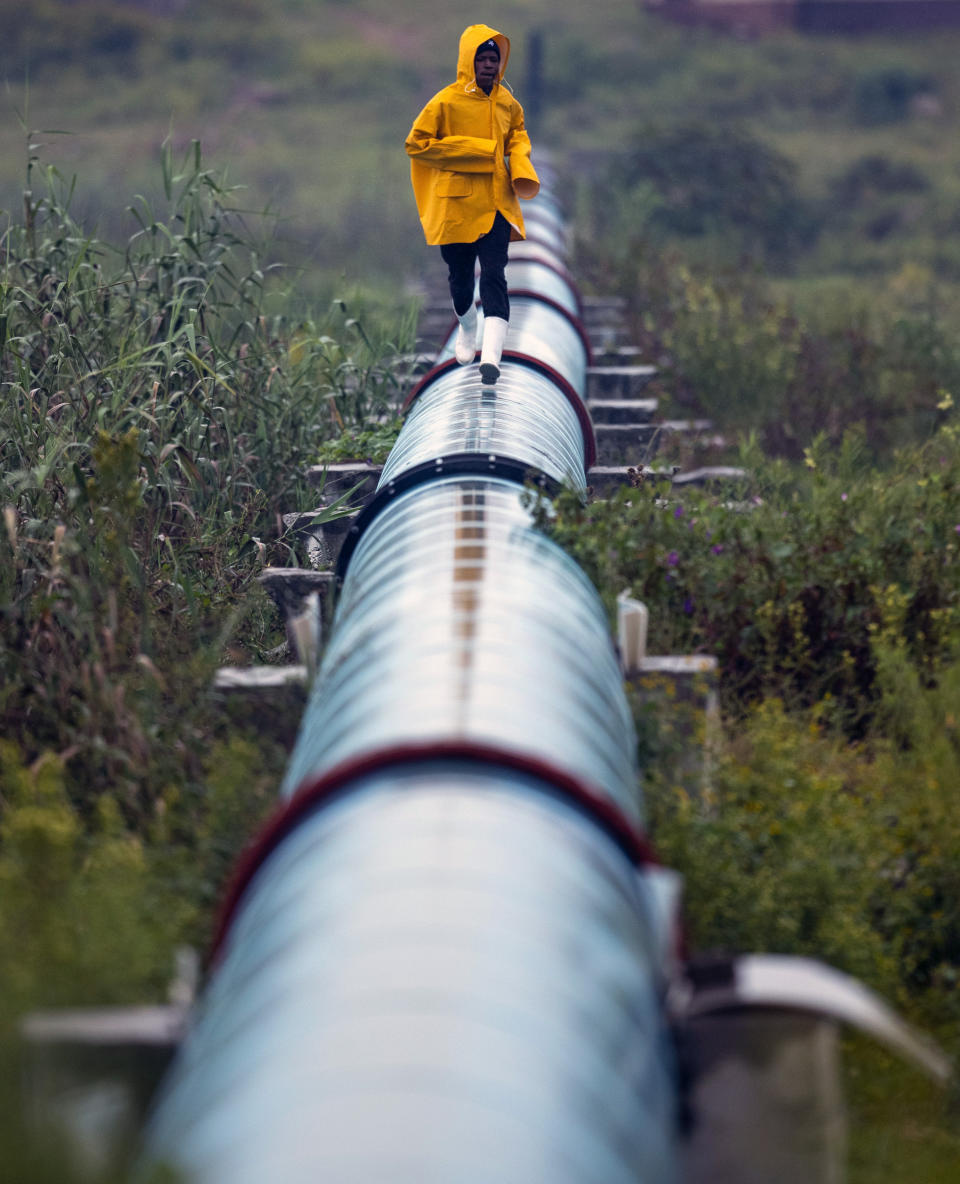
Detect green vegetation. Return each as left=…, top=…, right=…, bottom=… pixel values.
left=542, top=415, right=960, bottom=1176
left=610, top=437, right=960, bottom=997
left=316, top=416, right=403, bottom=463
left=0, top=140, right=412, bottom=1178
left=1, top=137, right=406, bottom=830
left=549, top=421, right=960, bottom=718
left=585, top=124, right=815, bottom=269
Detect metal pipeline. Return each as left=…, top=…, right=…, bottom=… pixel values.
left=474, top=300, right=591, bottom=392
left=142, top=174, right=682, bottom=1181
left=520, top=187, right=567, bottom=244
left=281, top=478, right=638, bottom=817
left=145, top=768, right=677, bottom=1184
left=381, top=372, right=588, bottom=494
left=505, top=252, right=582, bottom=312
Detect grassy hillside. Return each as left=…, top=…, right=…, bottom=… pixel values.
left=2, top=0, right=648, bottom=287
left=5, top=0, right=960, bottom=298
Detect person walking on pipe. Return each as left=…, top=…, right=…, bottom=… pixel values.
left=405, top=24, right=540, bottom=385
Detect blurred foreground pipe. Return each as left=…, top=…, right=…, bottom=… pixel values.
left=144, top=769, right=677, bottom=1183
left=142, top=169, right=682, bottom=1182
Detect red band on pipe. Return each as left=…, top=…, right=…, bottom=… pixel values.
left=508, top=252, right=583, bottom=314
left=210, top=740, right=659, bottom=962
left=504, top=290, right=594, bottom=364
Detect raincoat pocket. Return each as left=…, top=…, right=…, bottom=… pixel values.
left=437, top=173, right=473, bottom=197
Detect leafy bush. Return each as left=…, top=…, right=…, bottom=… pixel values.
left=577, top=242, right=960, bottom=455
left=818, top=154, right=933, bottom=247
left=650, top=261, right=804, bottom=435
left=830, top=156, right=930, bottom=207
left=649, top=676, right=960, bottom=1028
left=0, top=0, right=275, bottom=79
left=853, top=65, right=935, bottom=126
left=582, top=124, right=819, bottom=269
left=0, top=744, right=187, bottom=1023
left=316, top=417, right=403, bottom=463
left=650, top=699, right=895, bottom=987
left=0, top=731, right=280, bottom=1183
left=2, top=2, right=151, bottom=76
left=541, top=36, right=641, bottom=105
left=867, top=652, right=960, bottom=1009
left=545, top=417, right=960, bottom=727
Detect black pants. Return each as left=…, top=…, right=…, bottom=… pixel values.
left=440, top=211, right=511, bottom=322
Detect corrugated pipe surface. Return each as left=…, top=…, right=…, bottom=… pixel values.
left=505, top=253, right=581, bottom=313
left=281, top=477, right=638, bottom=817
left=380, top=371, right=588, bottom=495
left=145, top=768, right=677, bottom=1184
left=432, top=303, right=590, bottom=401
left=142, top=170, right=680, bottom=1183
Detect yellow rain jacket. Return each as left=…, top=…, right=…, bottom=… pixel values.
left=405, top=23, right=540, bottom=246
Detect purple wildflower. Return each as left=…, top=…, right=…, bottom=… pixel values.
left=841, top=492, right=848, bottom=501
left=711, top=543, right=724, bottom=555
left=674, top=505, right=684, bottom=519
left=667, top=550, right=680, bottom=567
left=683, top=597, right=694, bottom=615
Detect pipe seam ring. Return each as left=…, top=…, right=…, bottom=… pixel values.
left=210, top=740, right=660, bottom=964
left=405, top=351, right=597, bottom=467
left=335, top=457, right=563, bottom=581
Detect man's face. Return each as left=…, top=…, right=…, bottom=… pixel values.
left=474, top=48, right=500, bottom=94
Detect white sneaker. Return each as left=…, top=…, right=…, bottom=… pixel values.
left=479, top=315, right=508, bottom=384
left=454, top=305, right=478, bottom=365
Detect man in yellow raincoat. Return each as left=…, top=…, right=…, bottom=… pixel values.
left=405, top=23, right=540, bottom=384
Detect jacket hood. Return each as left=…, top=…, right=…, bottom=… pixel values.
left=457, top=23, right=509, bottom=89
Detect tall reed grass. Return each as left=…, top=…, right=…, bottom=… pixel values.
left=0, top=141, right=413, bottom=1017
